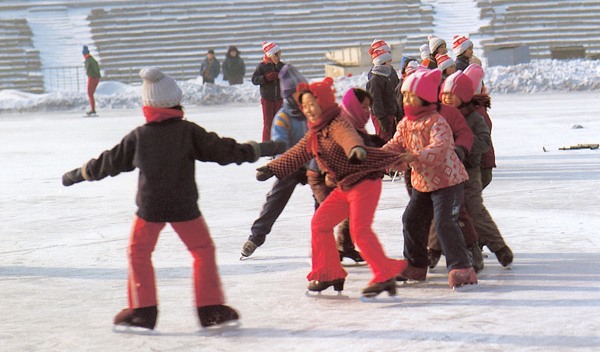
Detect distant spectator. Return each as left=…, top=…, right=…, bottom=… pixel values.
left=222, top=46, right=246, bottom=85
left=452, top=35, right=474, bottom=71
left=367, top=47, right=400, bottom=142
left=82, top=45, right=101, bottom=116
left=252, top=41, right=284, bottom=141
left=200, top=49, right=220, bottom=84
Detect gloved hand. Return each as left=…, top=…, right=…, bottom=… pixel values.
left=265, top=71, right=279, bottom=81
left=348, top=146, right=367, bottom=164
left=256, top=166, right=275, bottom=181
left=454, top=146, right=467, bottom=161
left=259, top=141, right=287, bottom=157
left=62, top=168, right=85, bottom=187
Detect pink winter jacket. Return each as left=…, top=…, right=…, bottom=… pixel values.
left=383, top=110, right=468, bottom=192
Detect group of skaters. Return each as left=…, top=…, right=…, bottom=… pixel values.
left=62, top=35, right=513, bottom=331
left=243, top=36, right=514, bottom=297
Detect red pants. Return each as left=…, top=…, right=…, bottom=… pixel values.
left=87, top=77, right=100, bottom=111
left=308, top=179, right=406, bottom=284
left=126, top=216, right=225, bottom=308
left=260, top=98, right=282, bottom=142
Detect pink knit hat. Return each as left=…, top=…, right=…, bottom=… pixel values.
left=401, top=68, right=442, bottom=103
left=371, top=48, right=392, bottom=65
left=435, top=53, right=455, bottom=72
left=442, top=70, right=475, bottom=103
left=452, top=35, right=473, bottom=56
left=368, top=39, right=391, bottom=55
left=463, top=64, right=485, bottom=94
left=262, top=41, right=281, bottom=57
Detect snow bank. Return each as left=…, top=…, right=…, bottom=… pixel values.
left=1, top=59, right=598, bottom=113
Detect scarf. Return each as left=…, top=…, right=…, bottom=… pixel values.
left=143, top=106, right=184, bottom=123
left=340, top=91, right=369, bottom=134
left=370, top=65, right=392, bottom=77
left=404, top=104, right=437, bottom=121
left=305, top=105, right=341, bottom=155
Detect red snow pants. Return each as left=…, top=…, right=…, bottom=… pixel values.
left=308, top=178, right=407, bottom=284
left=260, top=98, right=282, bottom=142
left=87, top=77, right=100, bottom=112
left=126, top=216, right=225, bottom=309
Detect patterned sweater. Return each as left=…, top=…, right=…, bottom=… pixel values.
left=384, top=110, right=468, bottom=192
left=267, top=107, right=404, bottom=191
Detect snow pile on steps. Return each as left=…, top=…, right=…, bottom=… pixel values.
left=0, top=59, right=598, bottom=113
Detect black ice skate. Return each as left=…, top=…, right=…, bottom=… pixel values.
left=427, top=248, right=442, bottom=269
left=113, top=305, right=158, bottom=330
left=307, top=278, right=345, bottom=292
left=240, top=240, right=258, bottom=259
left=339, top=248, right=365, bottom=265
left=197, top=305, right=240, bottom=328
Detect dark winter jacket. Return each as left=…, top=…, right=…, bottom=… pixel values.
left=367, top=65, right=401, bottom=128
left=252, top=60, right=285, bottom=101
left=85, top=55, right=101, bottom=78
left=222, top=47, right=246, bottom=84
left=472, top=94, right=496, bottom=169
left=455, top=55, right=470, bottom=72
left=200, top=58, right=221, bottom=82
left=459, top=105, right=491, bottom=169
left=81, top=115, right=257, bottom=222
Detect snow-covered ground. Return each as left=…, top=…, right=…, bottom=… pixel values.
left=1, top=88, right=599, bottom=351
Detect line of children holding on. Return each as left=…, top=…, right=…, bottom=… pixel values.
left=254, top=36, right=513, bottom=298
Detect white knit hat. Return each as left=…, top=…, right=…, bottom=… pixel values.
left=452, top=35, right=473, bottom=56
left=262, top=41, right=281, bottom=58
left=428, top=35, right=446, bottom=55
left=139, top=67, right=182, bottom=108
left=371, top=49, right=392, bottom=65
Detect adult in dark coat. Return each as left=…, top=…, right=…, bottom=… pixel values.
left=222, top=46, right=246, bottom=85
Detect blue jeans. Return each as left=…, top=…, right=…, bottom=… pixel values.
left=402, top=183, right=472, bottom=270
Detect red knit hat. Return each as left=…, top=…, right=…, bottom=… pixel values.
left=371, top=48, right=392, bottom=65
left=262, top=41, right=281, bottom=57
left=452, top=35, right=473, bottom=56
left=435, top=53, right=455, bottom=72
left=401, top=68, right=442, bottom=103
left=297, top=77, right=336, bottom=111
left=368, top=39, right=391, bottom=55
left=442, top=70, right=475, bottom=103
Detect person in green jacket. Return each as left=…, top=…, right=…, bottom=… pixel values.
left=82, top=45, right=101, bottom=116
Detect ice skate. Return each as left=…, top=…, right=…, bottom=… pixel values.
left=197, top=305, right=239, bottom=328
left=85, top=110, right=97, bottom=117
left=339, top=248, right=366, bottom=266
left=448, top=267, right=478, bottom=290
left=396, top=264, right=427, bottom=283
left=113, top=305, right=158, bottom=330
left=361, top=278, right=396, bottom=298
left=469, top=245, right=484, bottom=273
left=240, top=240, right=258, bottom=260
left=307, top=278, right=345, bottom=292
left=427, top=248, right=442, bottom=269
left=494, top=246, right=513, bottom=268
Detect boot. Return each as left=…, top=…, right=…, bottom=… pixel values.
left=448, top=267, right=478, bottom=288
left=197, top=305, right=239, bottom=328
left=240, top=240, right=259, bottom=258
left=339, top=248, right=364, bottom=264
left=469, top=245, right=484, bottom=273
left=494, top=246, right=513, bottom=267
left=396, top=265, right=427, bottom=282
left=427, top=248, right=442, bottom=269
left=362, top=278, right=396, bottom=298
left=307, top=278, right=345, bottom=292
left=113, top=305, right=158, bottom=330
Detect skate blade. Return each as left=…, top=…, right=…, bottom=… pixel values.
left=452, top=283, right=479, bottom=292
left=199, top=320, right=241, bottom=335
left=239, top=255, right=253, bottom=261
left=341, top=260, right=368, bottom=267
left=112, top=324, right=157, bottom=335
left=359, top=295, right=401, bottom=303
left=304, top=291, right=349, bottom=300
